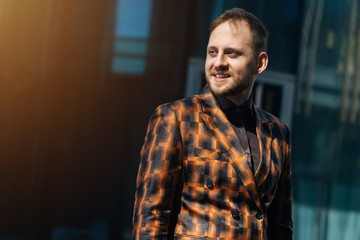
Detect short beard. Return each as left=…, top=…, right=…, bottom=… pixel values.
left=206, top=74, right=255, bottom=97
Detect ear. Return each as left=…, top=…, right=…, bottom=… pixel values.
left=255, top=52, right=268, bottom=74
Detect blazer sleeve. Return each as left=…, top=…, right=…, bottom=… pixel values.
left=133, top=104, right=183, bottom=240
left=267, top=124, right=293, bottom=240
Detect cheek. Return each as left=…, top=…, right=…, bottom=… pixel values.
left=233, top=62, right=253, bottom=75
left=205, top=60, right=212, bottom=73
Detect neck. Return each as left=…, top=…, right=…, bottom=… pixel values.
left=225, top=91, right=251, bottom=106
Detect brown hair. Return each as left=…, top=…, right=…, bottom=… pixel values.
left=210, top=8, right=268, bottom=56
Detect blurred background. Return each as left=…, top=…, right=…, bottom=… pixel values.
left=0, top=0, right=360, bottom=239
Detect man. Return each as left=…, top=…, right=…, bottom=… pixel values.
left=133, top=8, right=293, bottom=240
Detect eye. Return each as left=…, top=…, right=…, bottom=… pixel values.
left=226, top=50, right=239, bottom=58
left=208, top=49, right=217, bottom=57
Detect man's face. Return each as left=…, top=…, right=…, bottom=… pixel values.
left=205, top=20, right=259, bottom=98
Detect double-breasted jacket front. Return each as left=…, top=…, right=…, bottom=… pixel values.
left=133, top=87, right=293, bottom=240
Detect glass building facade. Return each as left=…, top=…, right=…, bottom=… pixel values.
left=293, top=0, right=360, bottom=239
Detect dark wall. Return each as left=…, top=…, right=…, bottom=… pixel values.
left=0, top=0, right=194, bottom=238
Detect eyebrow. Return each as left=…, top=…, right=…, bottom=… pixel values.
left=207, top=46, right=244, bottom=52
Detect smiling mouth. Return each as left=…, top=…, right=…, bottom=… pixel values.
left=213, top=73, right=231, bottom=80
left=215, top=74, right=229, bottom=78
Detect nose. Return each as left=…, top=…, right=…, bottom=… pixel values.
left=213, top=53, right=228, bottom=69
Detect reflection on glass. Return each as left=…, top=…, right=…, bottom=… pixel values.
left=293, top=0, right=360, bottom=239
left=112, top=0, right=153, bottom=75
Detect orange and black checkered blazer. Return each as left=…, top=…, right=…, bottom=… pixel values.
left=133, top=87, right=292, bottom=240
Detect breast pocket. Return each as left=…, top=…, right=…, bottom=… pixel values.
left=194, top=147, right=227, bottom=161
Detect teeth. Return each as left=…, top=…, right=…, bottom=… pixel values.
left=215, top=75, right=228, bottom=78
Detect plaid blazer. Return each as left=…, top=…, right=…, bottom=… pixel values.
left=133, top=87, right=292, bottom=240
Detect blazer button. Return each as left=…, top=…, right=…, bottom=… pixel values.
left=205, top=179, right=214, bottom=189
left=231, top=209, right=239, bottom=219
left=255, top=212, right=263, bottom=220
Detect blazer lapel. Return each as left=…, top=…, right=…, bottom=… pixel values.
left=198, top=87, right=262, bottom=211
left=254, top=105, right=274, bottom=194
